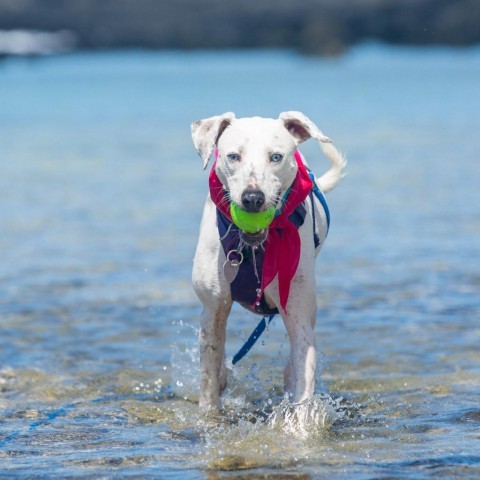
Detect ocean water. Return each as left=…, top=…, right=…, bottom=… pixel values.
left=0, top=44, right=479, bottom=478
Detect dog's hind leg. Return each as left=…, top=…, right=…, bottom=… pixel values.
left=198, top=302, right=231, bottom=409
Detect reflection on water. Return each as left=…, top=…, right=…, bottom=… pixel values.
left=1, top=45, right=480, bottom=477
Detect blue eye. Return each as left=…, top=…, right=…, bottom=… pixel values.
left=227, top=153, right=240, bottom=162
left=270, top=153, right=283, bottom=163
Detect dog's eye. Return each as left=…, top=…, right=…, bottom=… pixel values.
left=270, top=153, right=283, bottom=163
left=227, top=153, right=240, bottom=162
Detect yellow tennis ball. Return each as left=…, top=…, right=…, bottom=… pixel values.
left=230, top=204, right=275, bottom=233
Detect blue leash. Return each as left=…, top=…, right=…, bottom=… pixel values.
left=232, top=314, right=276, bottom=365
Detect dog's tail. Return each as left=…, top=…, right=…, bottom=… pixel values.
left=316, top=141, right=347, bottom=193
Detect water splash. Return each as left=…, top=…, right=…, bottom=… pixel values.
left=200, top=393, right=354, bottom=470
left=266, top=394, right=345, bottom=439
left=153, top=319, right=361, bottom=470
left=169, top=320, right=200, bottom=401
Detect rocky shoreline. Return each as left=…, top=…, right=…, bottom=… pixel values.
left=0, top=0, right=478, bottom=56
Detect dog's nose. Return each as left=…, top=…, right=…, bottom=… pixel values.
left=241, top=189, right=265, bottom=212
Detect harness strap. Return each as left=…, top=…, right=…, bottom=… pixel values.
left=308, top=169, right=330, bottom=232
left=310, top=191, right=320, bottom=249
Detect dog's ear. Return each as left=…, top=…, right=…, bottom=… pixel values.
left=191, top=112, right=236, bottom=169
left=279, top=111, right=332, bottom=145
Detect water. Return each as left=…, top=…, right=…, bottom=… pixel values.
left=0, top=44, right=479, bottom=478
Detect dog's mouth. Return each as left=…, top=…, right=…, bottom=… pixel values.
left=239, top=229, right=268, bottom=247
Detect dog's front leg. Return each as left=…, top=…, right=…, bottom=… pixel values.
left=280, top=281, right=317, bottom=403
left=198, top=302, right=231, bottom=409
left=193, top=198, right=232, bottom=410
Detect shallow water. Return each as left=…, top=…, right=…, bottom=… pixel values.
left=1, top=45, right=479, bottom=478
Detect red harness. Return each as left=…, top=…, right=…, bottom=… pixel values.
left=209, top=151, right=314, bottom=312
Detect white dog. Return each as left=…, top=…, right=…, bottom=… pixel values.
left=191, top=111, right=345, bottom=409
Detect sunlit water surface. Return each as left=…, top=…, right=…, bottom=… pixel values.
left=1, top=45, right=479, bottom=478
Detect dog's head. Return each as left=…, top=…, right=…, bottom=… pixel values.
left=191, top=112, right=331, bottom=213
